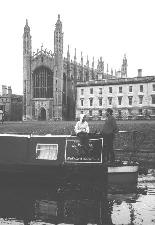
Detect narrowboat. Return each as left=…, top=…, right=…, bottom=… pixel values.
left=0, top=133, right=138, bottom=186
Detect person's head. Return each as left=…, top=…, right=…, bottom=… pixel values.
left=106, top=108, right=113, bottom=116
left=80, top=114, right=86, bottom=122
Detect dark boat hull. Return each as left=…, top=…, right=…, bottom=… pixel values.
left=0, top=134, right=138, bottom=188
left=108, top=165, right=139, bottom=185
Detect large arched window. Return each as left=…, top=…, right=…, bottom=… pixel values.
left=33, top=66, right=53, bottom=98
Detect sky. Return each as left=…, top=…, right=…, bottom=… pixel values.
left=0, top=0, right=155, bottom=95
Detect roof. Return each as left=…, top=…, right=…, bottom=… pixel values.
left=76, top=76, right=155, bottom=87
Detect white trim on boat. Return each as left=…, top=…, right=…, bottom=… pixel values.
left=108, top=165, right=138, bottom=173
left=31, top=134, right=71, bottom=137
left=0, top=134, right=31, bottom=138
left=118, top=130, right=129, bottom=133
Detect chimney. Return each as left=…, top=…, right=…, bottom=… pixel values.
left=8, top=86, right=12, bottom=96
left=2, top=85, right=7, bottom=96
left=138, top=69, right=142, bottom=77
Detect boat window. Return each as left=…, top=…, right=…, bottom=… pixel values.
left=65, top=138, right=103, bottom=163
left=36, top=144, right=58, bottom=160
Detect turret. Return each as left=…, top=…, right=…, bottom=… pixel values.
left=23, top=19, right=32, bottom=120
left=74, top=48, right=77, bottom=63
left=81, top=52, right=83, bottom=66
left=90, top=57, right=95, bottom=80
left=54, top=15, right=64, bottom=119
left=92, top=57, right=94, bottom=69
left=121, top=54, right=127, bottom=78
left=2, top=85, right=7, bottom=96
left=67, top=45, right=70, bottom=61
left=106, top=64, right=109, bottom=75
left=8, top=86, right=12, bottom=97
left=23, top=19, right=32, bottom=55
left=86, top=55, right=89, bottom=68
left=80, top=52, right=84, bottom=81
left=97, top=57, right=104, bottom=73
left=54, top=14, right=63, bottom=57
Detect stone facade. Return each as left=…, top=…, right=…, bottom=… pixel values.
left=76, top=76, right=155, bottom=120
left=0, top=85, right=22, bottom=121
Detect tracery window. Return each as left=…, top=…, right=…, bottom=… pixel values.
left=33, top=66, right=53, bottom=98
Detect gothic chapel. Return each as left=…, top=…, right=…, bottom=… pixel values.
left=23, top=15, right=77, bottom=121
left=23, top=15, right=121, bottom=121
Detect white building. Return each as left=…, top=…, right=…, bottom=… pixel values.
left=76, top=75, right=155, bottom=120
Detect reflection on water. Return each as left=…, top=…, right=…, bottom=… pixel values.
left=110, top=169, right=155, bottom=225
left=0, top=170, right=154, bottom=225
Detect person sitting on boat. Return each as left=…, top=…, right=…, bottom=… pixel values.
left=74, top=114, right=90, bottom=155
left=102, top=108, right=119, bottom=163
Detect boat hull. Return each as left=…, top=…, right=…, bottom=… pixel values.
left=108, top=165, right=139, bottom=185
left=0, top=134, right=138, bottom=188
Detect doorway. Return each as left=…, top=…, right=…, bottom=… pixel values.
left=40, top=107, right=46, bottom=121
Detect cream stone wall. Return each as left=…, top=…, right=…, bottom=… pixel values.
left=76, top=77, right=155, bottom=119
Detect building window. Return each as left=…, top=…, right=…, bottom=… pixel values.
left=109, top=87, right=112, bottom=93
left=99, top=110, right=102, bottom=116
left=99, top=98, right=102, bottom=106
left=128, top=96, right=133, bottom=105
left=139, top=95, right=143, bottom=104
left=140, top=85, right=143, bottom=92
left=118, top=110, right=122, bottom=118
left=151, top=95, right=155, bottom=104
left=89, top=110, right=92, bottom=116
left=33, top=66, right=53, bottom=98
left=81, top=111, right=83, bottom=114
left=153, top=84, right=155, bottom=91
left=128, top=108, right=132, bottom=115
left=81, top=99, right=83, bottom=106
left=81, top=89, right=84, bottom=95
left=119, top=86, right=122, bottom=93
left=152, top=109, right=155, bottom=114
left=129, top=86, right=132, bottom=92
left=139, top=109, right=143, bottom=115
left=118, top=96, right=122, bottom=105
left=90, top=98, right=93, bottom=106
left=108, top=97, right=112, bottom=105
left=99, top=88, right=102, bottom=94
left=90, top=88, right=93, bottom=94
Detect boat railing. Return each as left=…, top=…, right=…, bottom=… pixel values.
left=114, top=130, right=145, bottom=152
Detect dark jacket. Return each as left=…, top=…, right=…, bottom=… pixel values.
left=102, top=115, right=118, bottom=134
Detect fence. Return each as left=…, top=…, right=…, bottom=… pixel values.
left=114, top=130, right=145, bottom=152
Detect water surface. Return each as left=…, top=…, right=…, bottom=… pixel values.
left=0, top=169, right=154, bottom=225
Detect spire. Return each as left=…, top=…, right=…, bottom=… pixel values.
left=24, top=19, right=30, bottom=33
left=23, top=19, right=31, bottom=55
left=67, top=45, right=70, bottom=61
left=41, top=43, right=43, bottom=51
left=121, top=54, right=127, bottom=77
left=55, top=14, right=62, bottom=30
left=97, top=57, right=104, bottom=72
left=54, top=14, right=63, bottom=55
left=81, top=52, right=83, bottom=66
left=92, top=57, right=94, bottom=68
left=74, top=48, right=77, bottom=62
left=86, top=55, right=89, bottom=67
left=107, top=64, right=109, bottom=75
